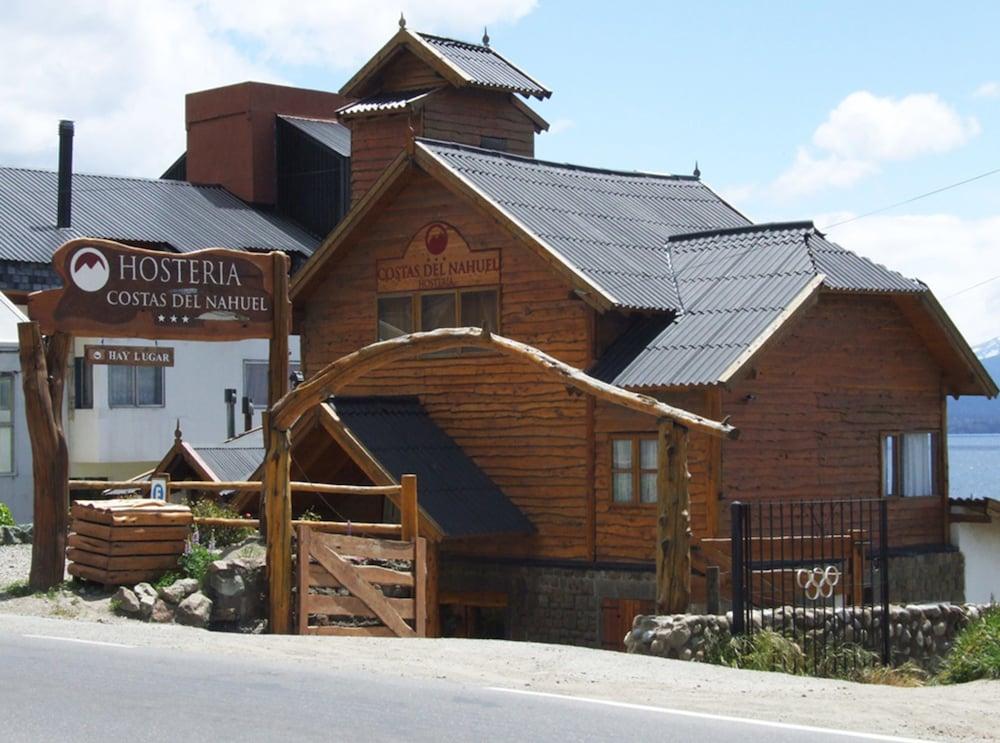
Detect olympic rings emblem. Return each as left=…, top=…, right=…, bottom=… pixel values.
left=796, top=565, right=841, bottom=600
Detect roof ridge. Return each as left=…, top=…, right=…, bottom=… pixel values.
left=416, top=31, right=490, bottom=51
left=277, top=114, right=343, bottom=124
left=667, top=220, right=816, bottom=242
left=417, top=138, right=702, bottom=182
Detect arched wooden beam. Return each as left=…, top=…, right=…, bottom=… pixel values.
left=271, top=327, right=738, bottom=440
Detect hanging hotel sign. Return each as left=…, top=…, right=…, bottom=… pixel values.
left=84, top=344, right=175, bottom=367
left=28, top=238, right=276, bottom=341
left=376, top=222, right=500, bottom=293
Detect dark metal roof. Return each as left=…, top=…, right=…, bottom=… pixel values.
left=418, top=139, right=751, bottom=311
left=592, top=222, right=926, bottom=388
left=329, top=396, right=532, bottom=538
left=277, top=116, right=351, bottom=158
left=416, top=33, right=551, bottom=99
left=337, top=89, right=438, bottom=117
left=193, top=446, right=263, bottom=483
left=0, top=167, right=320, bottom=264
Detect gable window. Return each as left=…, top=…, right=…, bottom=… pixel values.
left=0, top=374, right=13, bottom=474
left=109, top=365, right=165, bottom=408
left=480, top=135, right=508, bottom=152
left=243, top=360, right=302, bottom=409
left=377, top=288, right=499, bottom=342
left=611, top=435, right=657, bottom=505
left=882, top=431, right=939, bottom=497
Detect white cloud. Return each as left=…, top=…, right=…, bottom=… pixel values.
left=973, top=81, right=1000, bottom=99
left=770, top=91, right=979, bottom=199
left=0, top=0, right=537, bottom=177
left=548, top=118, right=575, bottom=135
left=818, top=212, right=1000, bottom=345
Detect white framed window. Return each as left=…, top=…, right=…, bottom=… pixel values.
left=611, top=435, right=657, bottom=505
left=0, top=373, right=13, bottom=474
left=882, top=431, right=939, bottom=497
left=243, top=360, right=301, bottom=409
left=108, top=366, right=165, bottom=408
left=376, top=288, right=499, bottom=342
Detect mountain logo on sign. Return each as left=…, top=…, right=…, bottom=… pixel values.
left=69, top=247, right=110, bottom=292
left=425, top=224, right=448, bottom=255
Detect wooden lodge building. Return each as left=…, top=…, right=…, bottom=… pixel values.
left=157, top=26, right=995, bottom=645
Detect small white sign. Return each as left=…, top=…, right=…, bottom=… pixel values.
left=150, top=475, right=169, bottom=502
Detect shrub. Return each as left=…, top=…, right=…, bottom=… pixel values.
left=179, top=542, right=219, bottom=586
left=298, top=507, right=323, bottom=522
left=703, top=630, right=806, bottom=674
left=187, top=498, right=255, bottom=549
left=0, top=502, right=13, bottom=527
left=154, top=571, right=183, bottom=590
left=937, top=607, right=1000, bottom=684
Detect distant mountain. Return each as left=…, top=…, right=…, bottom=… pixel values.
left=950, top=341, right=1000, bottom=433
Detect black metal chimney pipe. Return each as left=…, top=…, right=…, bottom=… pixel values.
left=57, top=120, right=74, bottom=228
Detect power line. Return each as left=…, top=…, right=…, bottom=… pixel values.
left=821, top=165, right=1000, bottom=231
left=942, top=272, right=1000, bottom=300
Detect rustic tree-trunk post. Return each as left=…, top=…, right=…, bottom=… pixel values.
left=17, top=323, right=72, bottom=591
left=400, top=474, right=418, bottom=542
left=656, top=418, right=691, bottom=614
left=425, top=539, right=440, bottom=637
left=263, top=411, right=293, bottom=634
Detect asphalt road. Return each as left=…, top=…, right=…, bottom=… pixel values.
left=0, top=626, right=929, bottom=743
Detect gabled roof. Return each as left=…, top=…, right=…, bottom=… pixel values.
left=277, top=115, right=352, bottom=158
left=328, top=396, right=532, bottom=538
left=192, top=447, right=263, bottom=483
left=0, top=290, right=27, bottom=348
left=340, top=28, right=551, bottom=100
left=0, top=167, right=319, bottom=265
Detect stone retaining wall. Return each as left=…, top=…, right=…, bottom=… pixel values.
left=625, top=603, right=990, bottom=670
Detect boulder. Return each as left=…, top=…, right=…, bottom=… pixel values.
left=134, top=583, right=158, bottom=602
left=139, top=594, right=156, bottom=620
left=159, top=578, right=201, bottom=605
left=150, top=598, right=174, bottom=623
left=0, top=525, right=30, bottom=545
left=112, top=587, right=142, bottom=616
left=205, top=551, right=266, bottom=624
left=175, top=592, right=213, bottom=629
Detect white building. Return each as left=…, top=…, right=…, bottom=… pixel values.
left=0, top=293, right=31, bottom=522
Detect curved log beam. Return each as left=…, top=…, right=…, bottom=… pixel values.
left=271, top=327, right=738, bottom=440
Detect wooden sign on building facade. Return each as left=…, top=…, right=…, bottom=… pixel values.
left=376, top=222, right=500, bottom=293
left=84, top=344, right=175, bottom=367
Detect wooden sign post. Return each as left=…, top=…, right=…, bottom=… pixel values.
left=21, top=238, right=289, bottom=601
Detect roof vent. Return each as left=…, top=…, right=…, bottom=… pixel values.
left=57, top=120, right=74, bottom=228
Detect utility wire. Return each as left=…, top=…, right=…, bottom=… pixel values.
left=942, top=272, right=1000, bottom=300
left=821, top=166, right=1000, bottom=231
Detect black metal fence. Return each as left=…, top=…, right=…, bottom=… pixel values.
left=730, top=498, right=890, bottom=675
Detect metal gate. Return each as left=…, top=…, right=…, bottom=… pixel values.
left=729, top=498, right=890, bottom=674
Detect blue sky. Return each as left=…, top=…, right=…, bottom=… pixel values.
left=2, top=1, right=998, bottom=342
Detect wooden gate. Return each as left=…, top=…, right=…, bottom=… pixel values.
left=296, top=525, right=427, bottom=637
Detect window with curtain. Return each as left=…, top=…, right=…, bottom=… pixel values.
left=376, top=288, right=500, bottom=350
left=611, top=435, right=658, bottom=505
left=882, top=432, right=938, bottom=497
left=108, top=365, right=165, bottom=408
left=0, top=374, right=13, bottom=474
left=243, top=360, right=302, bottom=409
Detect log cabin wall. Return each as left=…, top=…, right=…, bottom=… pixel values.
left=719, top=292, right=947, bottom=548
left=347, top=113, right=416, bottom=207
left=378, top=49, right=448, bottom=91
left=421, top=89, right=536, bottom=156
left=299, top=171, right=594, bottom=560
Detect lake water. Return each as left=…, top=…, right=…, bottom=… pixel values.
left=949, top=434, right=1000, bottom=500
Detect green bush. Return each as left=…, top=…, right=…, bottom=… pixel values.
left=937, top=607, right=1000, bottom=684
left=187, top=498, right=255, bottom=549
left=0, top=502, right=14, bottom=527
left=179, top=542, right=219, bottom=586
left=703, top=629, right=806, bottom=674
left=154, top=571, right=183, bottom=590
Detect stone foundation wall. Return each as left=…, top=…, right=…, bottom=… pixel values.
left=888, top=549, right=965, bottom=604
left=625, top=603, right=990, bottom=670
left=441, top=558, right=654, bottom=647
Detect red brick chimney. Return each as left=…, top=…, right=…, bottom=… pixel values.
left=185, top=82, right=351, bottom=206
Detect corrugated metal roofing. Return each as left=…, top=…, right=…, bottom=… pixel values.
left=0, top=167, right=319, bottom=264
left=417, top=33, right=551, bottom=99
left=277, top=116, right=351, bottom=158
left=194, top=446, right=263, bottom=483
left=591, top=223, right=926, bottom=388
left=329, top=396, right=533, bottom=538
left=337, top=89, right=437, bottom=117
left=418, top=139, right=751, bottom=311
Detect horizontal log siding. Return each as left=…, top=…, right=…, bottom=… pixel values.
left=348, top=113, right=416, bottom=206
left=300, top=172, right=592, bottom=560
left=593, top=394, right=711, bottom=563
left=378, top=49, right=448, bottom=91
left=720, top=293, right=946, bottom=547
left=421, top=89, right=536, bottom=157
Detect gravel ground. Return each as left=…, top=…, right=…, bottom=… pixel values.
left=0, top=545, right=31, bottom=588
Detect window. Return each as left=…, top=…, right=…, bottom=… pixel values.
left=74, top=357, right=93, bottom=409
left=377, top=288, right=499, bottom=342
left=611, top=436, right=657, bottom=505
left=882, top=432, right=939, bottom=497
left=480, top=135, right=508, bottom=152
left=243, top=360, right=302, bottom=409
left=0, top=374, right=14, bottom=474
left=108, top=366, right=165, bottom=408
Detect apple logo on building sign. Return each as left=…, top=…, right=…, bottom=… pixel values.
left=425, top=223, right=449, bottom=256
left=69, top=247, right=110, bottom=292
